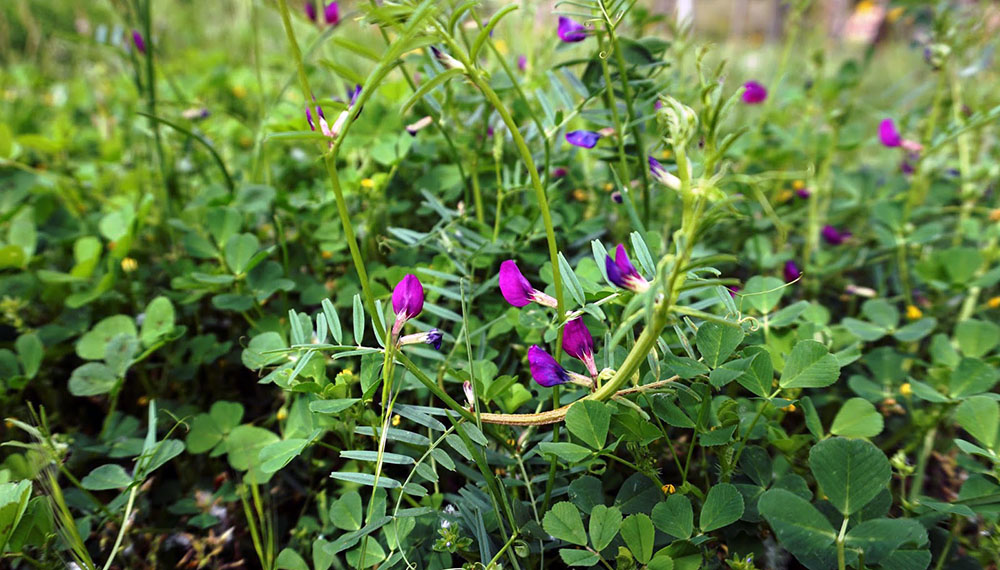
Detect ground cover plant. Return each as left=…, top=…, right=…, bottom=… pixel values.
left=1, top=0, right=999, bottom=568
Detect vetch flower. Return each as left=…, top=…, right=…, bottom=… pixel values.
left=795, top=188, right=811, bottom=199
left=391, top=274, right=424, bottom=336
left=463, top=381, right=475, bottom=410
left=551, top=167, right=568, bottom=179
left=557, top=17, right=587, bottom=42
left=783, top=260, right=801, bottom=282
left=611, top=191, right=623, bottom=203
left=305, top=104, right=315, bottom=131
left=879, top=119, right=902, bottom=147
left=528, top=345, right=592, bottom=388
left=305, top=1, right=317, bottom=21
left=563, top=318, right=598, bottom=377
left=517, top=55, right=528, bottom=71
left=566, top=130, right=601, bottom=148
left=399, top=328, right=443, bottom=350
left=431, top=46, right=463, bottom=70
left=742, top=81, right=767, bottom=104
left=821, top=225, right=850, bottom=245
left=310, top=85, right=362, bottom=143
left=324, top=2, right=339, bottom=25
left=498, top=260, right=557, bottom=308
left=648, top=156, right=681, bottom=190
left=406, top=115, right=433, bottom=136
left=132, top=30, right=146, bottom=54
left=605, top=244, right=650, bottom=293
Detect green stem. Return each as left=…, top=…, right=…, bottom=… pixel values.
left=100, top=485, right=138, bottom=570
left=836, top=516, right=849, bottom=570
left=597, top=32, right=636, bottom=218
left=909, top=425, right=938, bottom=505
left=950, top=67, right=975, bottom=247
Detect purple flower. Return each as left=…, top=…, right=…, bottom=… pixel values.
left=400, top=328, right=442, bottom=350
left=132, top=30, right=146, bottom=54
left=551, top=167, right=568, bottom=179
left=879, top=119, right=901, bottom=148
left=528, top=345, right=570, bottom=387
left=499, top=261, right=557, bottom=308
left=742, top=81, right=767, bottom=104
left=655, top=100, right=663, bottom=111
left=795, top=188, right=811, bottom=199
left=649, top=156, right=681, bottom=190
left=783, top=261, right=801, bottom=282
left=566, top=130, right=601, bottom=149
left=517, top=55, right=528, bottom=71
left=392, top=274, right=424, bottom=336
left=821, top=225, right=850, bottom=246
left=611, top=191, right=622, bottom=203
left=305, top=1, right=317, bottom=21
left=558, top=17, right=587, bottom=42
left=563, top=318, right=598, bottom=377
left=324, top=2, right=339, bottom=25
left=900, top=158, right=915, bottom=175
left=605, top=244, right=649, bottom=293
left=305, top=105, right=315, bottom=131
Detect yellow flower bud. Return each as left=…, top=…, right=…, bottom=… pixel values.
left=782, top=404, right=796, bottom=413
left=792, top=180, right=805, bottom=190
left=121, top=257, right=138, bottom=272
left=361, top=178, right=375, bottom=189
left=905, top=305, right=923, bottom=320
left=392, top=414, right=401, bottom=426
left=987, top=296, right=1000, bottom=309
left=276, top=407, right=288, bottom=421
left=900, top=383, right=912, bottom=396
left=232, top=85, right=247, bottom=99
left=661, top=484, right=676, bottom=494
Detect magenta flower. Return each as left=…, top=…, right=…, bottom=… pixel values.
left=498, top=261, right=558, bottom=308
left=305, top=1, right=317, bottom=21
left=558, top=17, right=587, bottom=42
left=742, top=81, right=767, bottom=104
left=324, top=2, right=339, bottom=25
left=132, top=30, right=146, bottom=54
left=605, top=244, right=650, bottom=293
left=305, top=105, right=315, bottom=131
left=649, top=156, right=681, bottom=190
left=783, top=261, right=801, bottom=282
left=879, top=119, right=902, bottom=147
left=563, top=318, right=598, bottom=377
left=552, top=167, right=568, bottom=179
left=528, top=346, right=571, bottom=387
left=795, top=188, right=811, bottom=199
left=517, top=55, right=528, bottom=71
left=566, top=130, right=601, bottom=149
left=392, top=274, right=424, bottom=336
left=821, top=225, right=850, bottom=246
left=655, top=100, right=663, bottom=111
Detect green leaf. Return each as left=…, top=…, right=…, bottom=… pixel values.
left=800, top=396, right=824, bottom=439
left=559, top=549, right=600, bottom=567
left=809, top=437, right=890, bottom=516
left=226, top=425, right=280, bottom=481
left=329, top=490, right=363, bottom=531
left=779, top=340, right=840, bottom=389
left=81, top=464, right=133, bottom=490
left=893, top=318, right=936, bottom=342
left=844, top=518, right=928, bottom=565
left=259, top=438, right=310, bottom=473
left=0, top=480, right=32, bottom=552
left=842, top=318, right=887, bottom=341
left=68, top=362, right=118, bottom=396
left=861, top=299, right=899, bottom=329
left=620, top=513, right=654, bottom=564
left=14, top=333, right=42, bottom=380
left=736, top=347, right=774, bottom=398
left=696, top=322, right=745, bottom=368
left=276, top=548, right=310, bottom=570
left=955, top=396, right=999, bottom=450
left=651, top=494, right=693, bottom=539
left=738, top=446, right=773, bottom=487
left=329, top=472, right=400, bottom=489
left=241, top=332, right=286, bottom=370
left=949, top=357, right=999, bottom=398
left=352, top=294, right=365, bottom=345
left=830, top=398, right=884, bottom=438
left=741, top=276, right=785, bottom=313
left=322, top=298, right=343, bottom=344
left=699, top=483, right=744, bottom=532
left=309, top=399, right=360, bottom=414
left=224, top=233, right=260, bottom=274
left=75, top=315, right=138, bottom=360
left=543, top=502, right=588, bottom=546
left=588, top=504, right=622, bottom=551
left=955, top=319, right=1000, bottom=358
left=140, top=296, right=175, bottom=347
left=565, top=400, right=612, bottom=450
left=538, top=442, right=593, bottom=464
left=558, top=252, right=586, bottom=307
left=759, top=489, right=837, bottom=570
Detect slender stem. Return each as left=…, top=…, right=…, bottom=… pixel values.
left=909, top=425, right=938, bottom=505
left=597, top=32, right=636, bottom=217
left=933, top=515, right=962, bottom=570
left=836, top=516, right=849, bottom=570
left=950, top=66, right=975, bottom=247
left=100, top=486, right=138, bottom=570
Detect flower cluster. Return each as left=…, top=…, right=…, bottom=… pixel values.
left=306, top=85, right=362, bottom=144
left=305, top=1, right=339, bottom=26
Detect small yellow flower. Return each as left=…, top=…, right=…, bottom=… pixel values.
left=603, top=182, right=615, bottom=192
left=277, top=407, right=288, bottom=421
left=900, top=383, right=912, bottom=397
left=572, top=189, right=587, bottom=201
left=232, top=85, right=247, bottom=99
left=777, top=189, right=794, bottom=203
left=361, top=178, right=375, bottom=189
left=988, top=296, right=1000, bottom=309
left=661, top=484, right=676, bottom=494
left=121, top=257, right=138, bottom=272
left=659, top=149, right=672, bottom=160
left=494, top=39, right=509, bottom=55
left=905, top=305, right=923, bottom=320
left=392, top=414, right=401, bottom=426
left=782, top=404, right=796, bottom=413
left=321, top=250, right=333, bottom=259
left=792, top=180, right=805, bottom=190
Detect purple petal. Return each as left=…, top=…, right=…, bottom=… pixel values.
left=611, top=191, right=623, bottom=203
left=821, top=225, right=849, bottom=246
left=566, top=130, right=601, bottom=149
left=613, top=244, right=639, bottom=282
left=742, top=81, right=767, bottom=104
left=795, top=188, right=811, bottom=199
left=557, top=16, right=587, bottom=42
left=783, top=261, right=801, bottom=282
left=305, top=105, right=315, bottom=131
left=517, top=55, right=528, bottom=71
left=528, top=345, right=570, bottom=387
left=324, top=2, right=339, bottom=25
left=426, top=329, right=443, bottom=350
left=348, top=85, right=362, bottom=107
left=879, top=119, right=901, bottom=147
left=551, top=167, right=568, bottom=179
left=562, top=318, right=594, bottom=361
left=132, top=30, right=146, bottom=54
left=305, top=1, right=317, bottom=21
left=392, top=274, right=424, bottom=320
left=499, top=260, right=536, bottom=307
left=605, top=254, right=626, bottom=289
